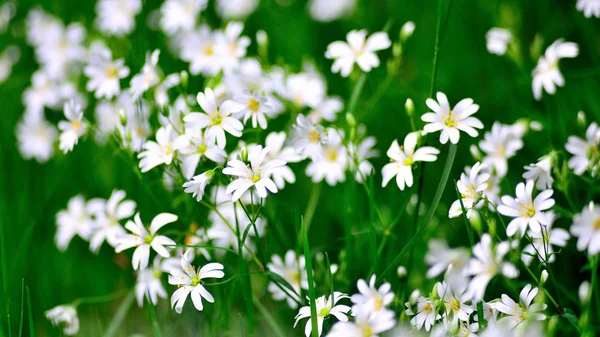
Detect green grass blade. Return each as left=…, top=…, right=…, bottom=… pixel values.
left=0, top=209, right=10, bottom=337
left=378, top=143, right=457, bottom=281
left=253, top=297, right=286, bottom=337
left=17, top=280, right=23, bottom=337
left=102, top=291, right=134, bottom=337
left=325, top=253, right=334, bottom=303
left=146, top=292, right=162, bottom=337
left=25, top=287, right=33, bottom=337
left=367, top=176, right=378, bottom=274
left=301, top=217, right=318, bottom=337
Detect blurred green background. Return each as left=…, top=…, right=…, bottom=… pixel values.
left=1, top=0, right=599, bottom=336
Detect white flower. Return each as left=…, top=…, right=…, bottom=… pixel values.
left=422, top=92, right=484, bottom=144
left=95, top=0, right=141, bottom=36
left=130, top=49, right=161, bottom=99
left=410, top=296, right=440, bottom=331
left=565, top=122, right=600, bottom=175
left=521, top=212, right=570, bottom=265
left=138, top=125, right=187, bottom=173
left=35, top=23, right=86, bottom=80
left=436, top=282, right=473, bottom=322
left=215, top=0, right=258, bottom=19
left=160, top=0, right=207, bottom=34
left=0, top=3, right=16, bottom=33
left=497, top=180, right=555, bottom=237
left=496, top=284, right=547, bottom=329
left=351, top=275, right=394, bottom=316
left=184, top=88, right=244, bottom=149
left=308, top=0, right=356, bottom=22
left=292, top=114, right=328, bottom=160
left=382, top=131, right=440, bottom=190
left=135, top=257, right=169, bottom=307
left=325, top=30, right=391, bottom=77
left=425, top=239, right=470, bottom=292
left=294, top=292, right=351, bottom=337
left=168, top=250, right=225, bottom=313
left=267, top=250, right=307, bottom=309
left=181, top=26, right=219, bottom=76
left=84, top=44, right=129, bottom=99
left=464, top=234, right=519, bottom=301
left=532, top=39, right=578, bottom=100
left=308, top=96, right=343, bottom=123
left=58, top=100, right=87, bottom=153
left=16, top=113, right=57, bottom=163
left=0, top=45, right=19, bottom=84
left=283, top=73, right=325, bottom=108
left=350, top=135, right=380, bottom=183
left=223, top=145, right=287, bottom=201
left=263, top=131, right=302, bottom=189
left=579, top=281, right=590, bottom=304
left=115, top=213, right=178, bottom=270
left=183, top=171, right=214, bottom=202
left=231, top=90, right=272, bottom=129
left=178, top=129, right=227, bottom=179
left=571, top=202, right=600, bottom=255
left=88, top=189, right=136, bottom=253
left=577, top=0, right=600, bottom=18
left=523, top=157, right=554, bottom=190
left=45, top=305, right=79, bottom=336
left=486, top=28, right=512, bottom=55
left=482, top=301, right=500, bottom=327
left=55, top=195, right=94, bottom=251
left=479, top=122, right=524, bottom=178
left=213, top=21, right=251, bottom=73
left=326, top=309, right=396, bottom=337
left=306, top=129, right=348, bottom=186
left=449, top=162, right=490, bottom=219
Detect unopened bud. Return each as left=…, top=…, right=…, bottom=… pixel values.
left=540, top=270, right=548, bottom=285
left=240, top=146, right=248, bottom=162
left=118, top=108, right=127, bottom=125
left=409, top=289, right=420, bottom=304
left=579, top=281, right=590, bottom=305
left=400, top=21, right=415, bottom=42
left=470, top=145, right=482, bottom=161
left=397, top=266, right=407, bottom=278
left=529, top=120, right=543, bottom=131
left=345, top=113, right=357, bottom=128
left=405, top=98, right=414, bottom=117
left=257, top=30, right=269, bottom=61
left=330, top=264, right=339, bottom=274
left=392, top=43, right=402, bottom=59
left=577, top=111, right=587, bottom=128
left=180, top=70, right=188, bottom=89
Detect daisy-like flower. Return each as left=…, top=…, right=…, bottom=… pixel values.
left=231, top=90, right=272, bottom=129
left=308, top=97, right=343, bottom=123
left=263, top=131, right=302, bottom=189
left=325, top=30, right=391, bottom=77
left=497, top=180, right=555, bottom=237
left=135, top=256, right=169, bottom=307
left=95, top=0, right=141, bottom=37
left=577, top=0, right=600, bottom=18
left=55, top=195, right=94, bottom=251
left=382, top=131, right=440, bottom=190
left=294, top=292, right=351, bottom=337
left=436, top=282, right=473, bottom=322
left=570, top=202, right=600, bottom=255
left=168, top=250, right=225, bottom=313
left=160, top=0, right=207, bottom=34
left=223, top=145, right=287, bottom=201
left=523, top=157, right=554, bottom=190
left=215, top=0, right=259, bottom=19
left=306, top=129, right=348, bottom=186
left=130, top=49, right=160, bottom=99
left=422, top=92, right=484, bottom=144
left=292, top=114, right=328, bottom=160
left=87, top=189, right=136, bottom=253
left=184, top=88, right=244, bottom=149
left=410, top=296, right=440, bottom=331
left=449, top=162, right=490, bottom=219
left=496, top=284, right=547, bottom=329
left=115, top=213, right=178, bottom=270
left=351, top=275, right=394, bottom=316
left=179, top=128, right=227, bottom=179
left=213, top=21, right=251, bottom=72
left=464, top=234, right=519, bottom=301
left=486, top=28, right=512, bottom=55
left=45, top=305, right=79, bottom=336
left=138, top=125, right=187, bottom=173
left=326, top=309, right=396, bottom=337
left=283, top=72, right=326, bottom=109
left=350, top=134, right=380, bottom=183
left=267, top=250, right=308, bottom=309
left=308, top=0, right=356, bottom=22
left=532, top=39, right=578, bottom=100
left=183, top=171, right=214, bottom=202
left=58, top=99, right=87, bottom=153
left=181, top=26, right=219, bottom=76
left=425, top=239, right=470, bottom=288
left=521, top=212, right=570, bottom=265
left=479, top=122, right=524, bottom=178
left=565, top=122, right=600, bottom=175
left=481, top=301, right=500, bottom=327
left=457, top=322, right=479, bottom=337
left=84, top=44, right=129, bottom=99
left=16, top=113, right=58, bottom=163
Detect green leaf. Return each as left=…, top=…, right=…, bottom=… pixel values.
left=102, top=291, right=134, bottom=337
left=25, top=287, right=33, bottom=337
left=146, top=292, right=163, bottom=337
left=302, top=217, right=318, bottom=337
left=562, top=308, right=581, bottom=333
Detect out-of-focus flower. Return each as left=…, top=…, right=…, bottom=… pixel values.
left=532, top=39, right=578, bottom=100
left=267, top=250, right=307, bottom=309
left=55, top=195, right=94, bottom=251
left=308, top=0, right=356, bottom=22
left=45, top=305, right=79, bottom=336
left=496, top=284, right=547, bottom=329
left=160, top=0, right=207, bottom=34
left=325, top=30, right=391, bottom=77
left=215, top=0, right=258, bottom=19
left=486, top=28, right=512, bottom=55
left=294, top=292, right=351, bottom=337
left=84, top=43, right=129, bottom=99
left=577, top=0, right=600, bottom=18
left=449, top=162, right=490, bottom=219
left=58, top=99, right=87, bottom=153
left=571, top=202, right=600, bottom=255
left=566, top=122, right=600, bottom=175
left=95, top=0, right=141, bottom=36
left=306, top=129, right=348, bottom=186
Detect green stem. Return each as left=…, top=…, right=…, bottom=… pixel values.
left=378, top=143, right=457, bottom=281
left=72, top=289, right=129, bottom=307
left=346, top=73, right=367, bottom=117
left=253, top=297, right=286, bottom=337
left=102, top=291, right=135, bottom=337
left=301, top=183, right=322, bottom=242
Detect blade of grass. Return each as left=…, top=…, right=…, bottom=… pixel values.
left=253, top=297, right=286, bottom=337
left=102, top=291, right=134, bottom=337
left=25, top=287, right=33, bottom=337
left=301, top=217, right=318, bottom=337
left=235, top=204, right=255, bottom=335
left=17, top=280, right=23, bottom=337
left=367, top=176, right=378, bottom=274
left=146, top=292, right=162, bottom=337
left=300, top=183, right=322, bottom=243
left=325, top=253, right=334, bottom=303
left=0, top=209, right=11, bottom=337
left=378, top=143, right=457, bottom=281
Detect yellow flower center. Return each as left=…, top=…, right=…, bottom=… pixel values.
left=460, top=184, right=476, bottom=200
left=511, top=303, right=526, bottom=323
left=248, top=98, right=260, bottom=112
left=594, top=218, right=600, bottom=230
left=361, top=326, right=374, bottom=336
left=519, top=202, right=536, bottom=218
left=204, top=45, right=214, bottom=56
left=153, top=270, right=162, bottom=279
left=318, top=307, right=331, bottom=317
left=191, top=275, right=200, bottom=286
left=285, top=270, right=300, bottom=285
left=403, top=155, right=414, bottom=166
left=198, top=143, right=207, bottom=154
left=444, top=110, right=458, bottom=127
left=144, top=235, right=154, bottom=244
left=70, top=121, right=80, bottom=129
left=104, top=66, right=119, bottom=78
left=210, top=113, right=223, bottom=126
left=308, top=130, right=320, bottom=143
left=326, top=149, right=338, bottom=162
left=450, top=298, right=460, bottom=313
left=163, top=144, right=173, bottom=156
left=424, top=302, right=432, bottom=313
left=251, top=174, right=261, bottom=183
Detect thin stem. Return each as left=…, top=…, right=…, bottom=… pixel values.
left=72, top=289, right=129, bottom=307
left=301, top=182, right=322, bottom=241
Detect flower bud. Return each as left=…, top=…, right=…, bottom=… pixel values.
left=400, top=21, right=415, bottom=42
left=579, top=281, right=590, bottom=305
left=577, top=111, right=587, bottom=128
left=540, top=270, right=548, bottom=285
left=529, top=120, right=543, bottom=131
left=397, top=266, right=407, bottom=278
left=392, top=43, right=402, bottom=59
left=257, top=30, right=269, bottom=61
left=470, top=145, right=482, bottom=161
left=345, top=113, right=357, bottom=128
left=240, top=146, right=248, bottom=162
left=409, top=289, right=420, bottom=304
left=180, top=70, right=189, bottom=89
left=118, top=108, right=127, bottom=126
left=405, top=98, right=414, bottom=117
